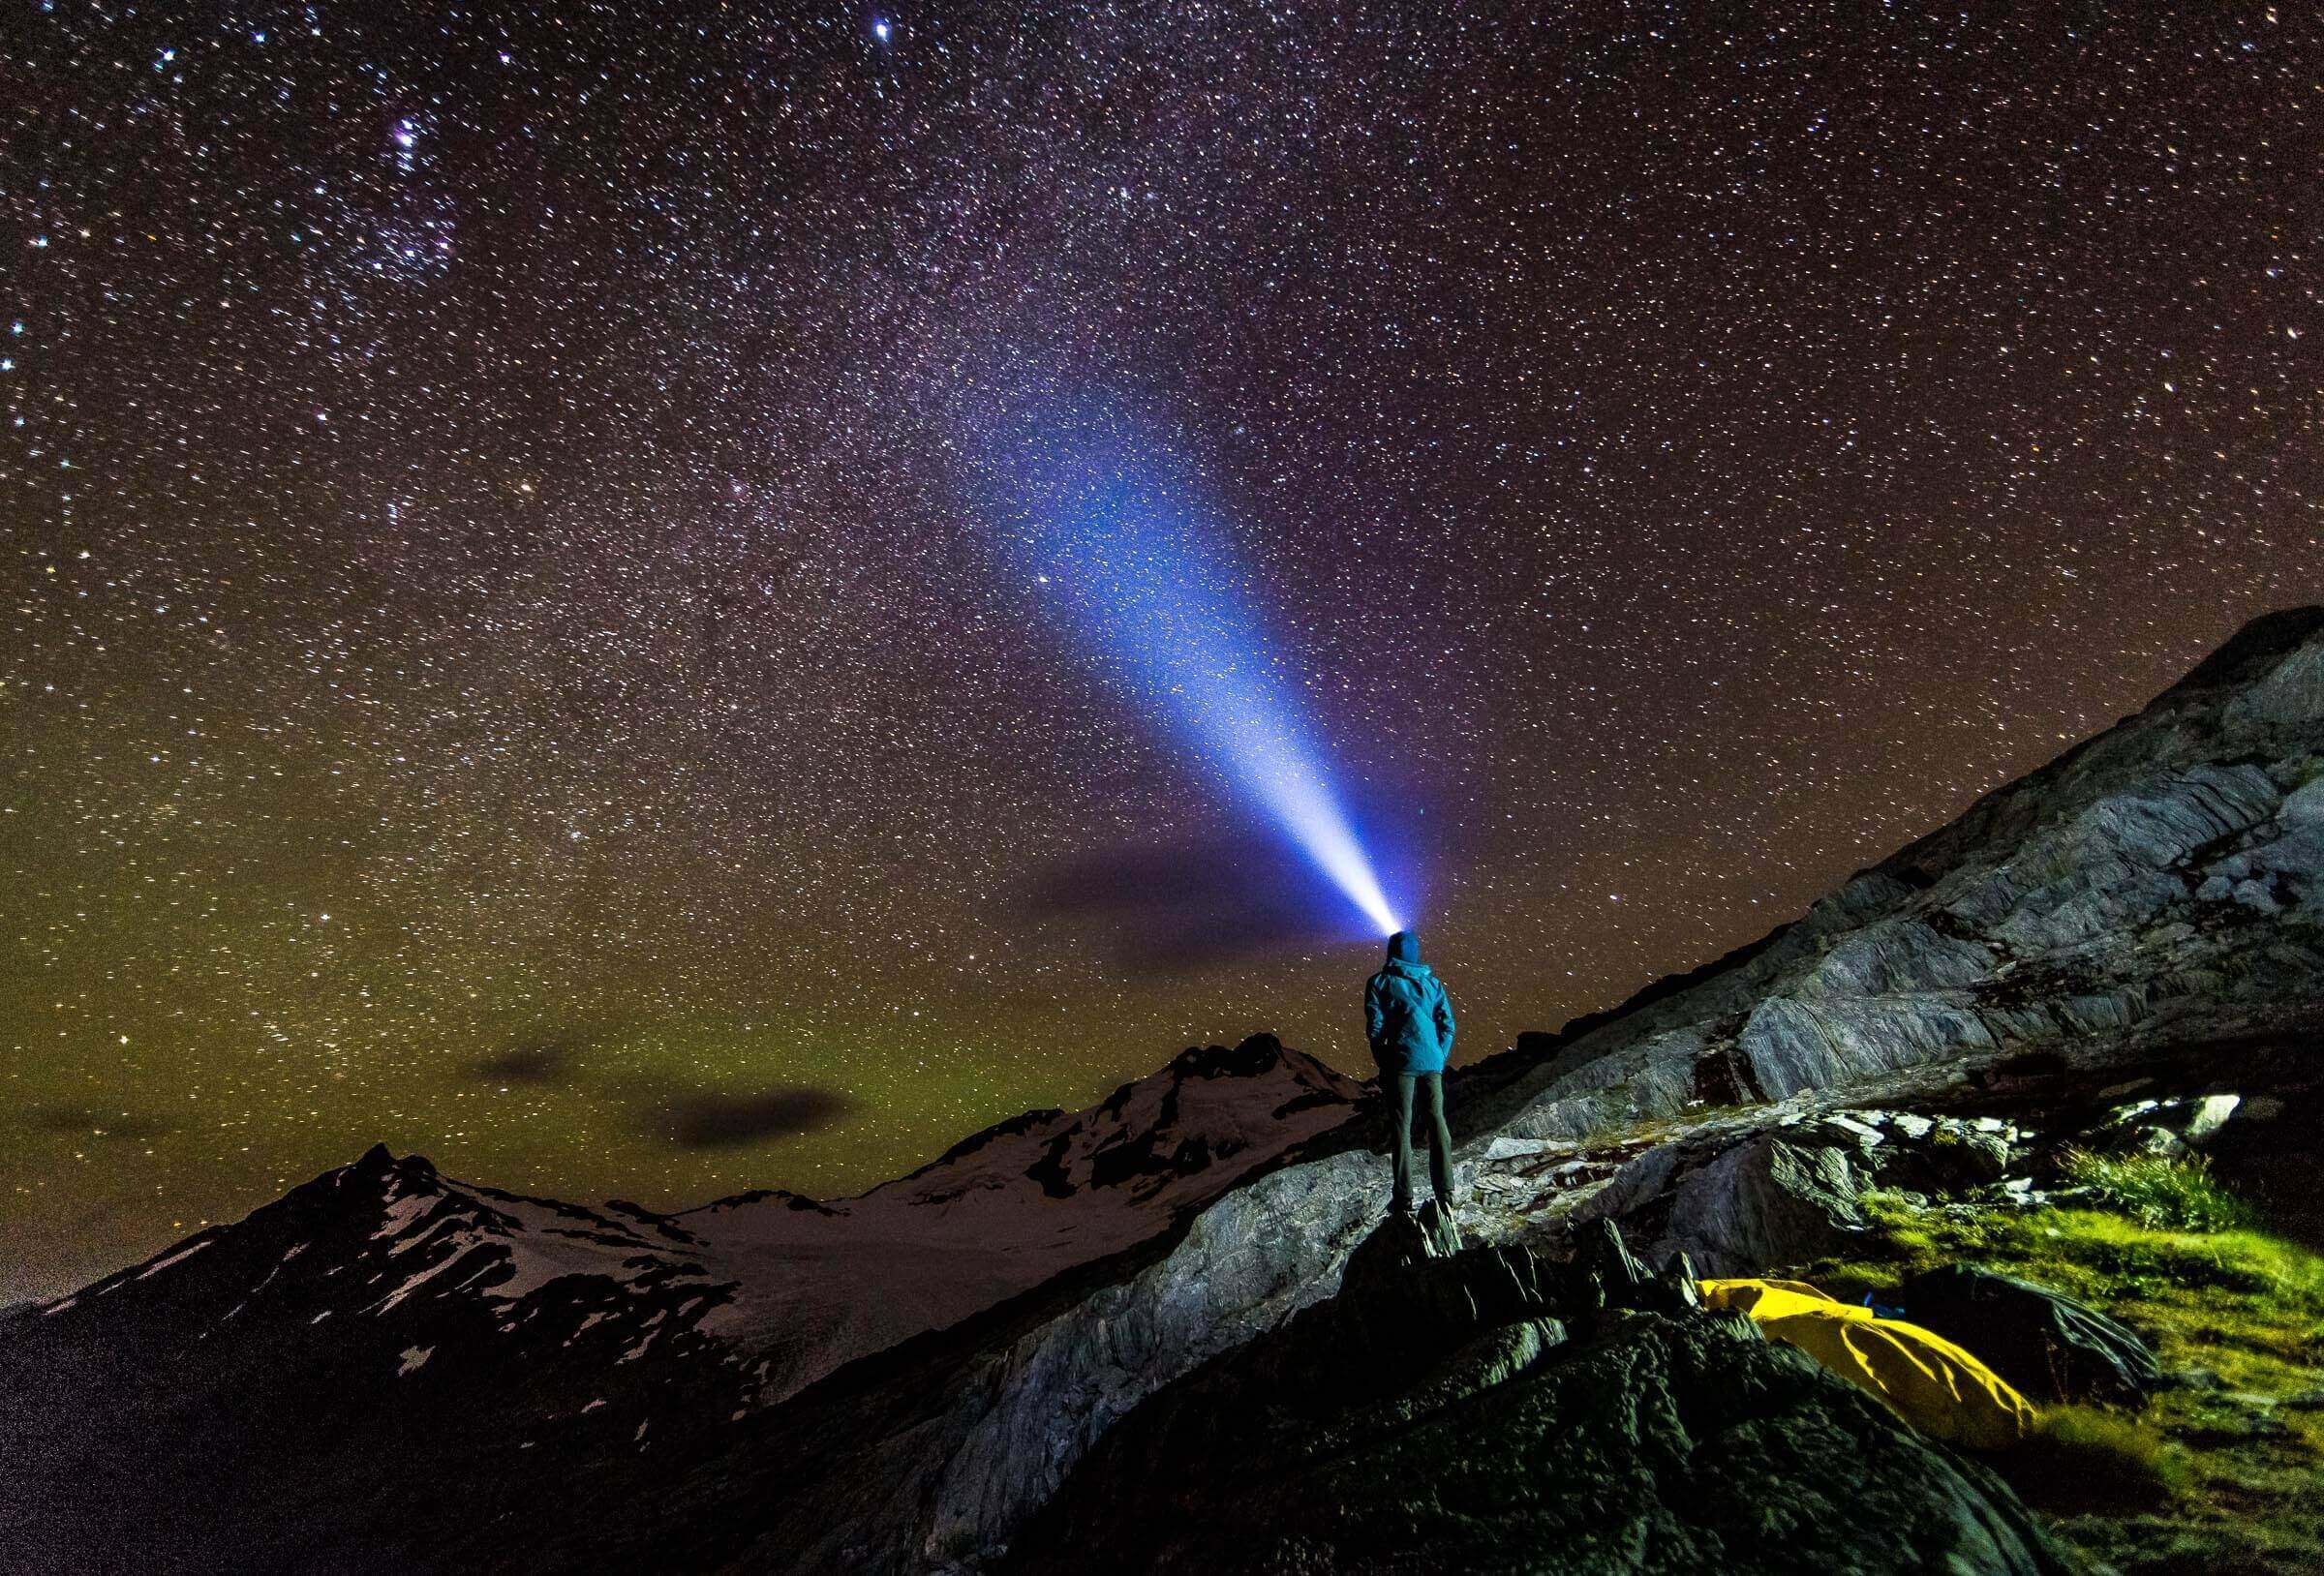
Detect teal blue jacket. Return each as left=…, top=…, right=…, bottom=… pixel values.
left=1366, top=932, right=1454, bottom=1075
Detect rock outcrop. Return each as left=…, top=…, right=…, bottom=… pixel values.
left=1003, top=1217, right=2074, bottom=1576
left=1566, top=1104, right=2022, bottom=1276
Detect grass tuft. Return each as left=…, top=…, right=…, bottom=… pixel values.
left=1997, top=1405, right=2186, bottom=1513
left=2060, top=1148, right=2261, bottom=1233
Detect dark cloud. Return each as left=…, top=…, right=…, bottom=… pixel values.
left=23, top=1106, right=176, bottom=1141
left=473, top=1038, right=577, bottom=1085
left=658, top=1086, right=859, bottom=1149
left=1024, top=833, right=1361, bottom=975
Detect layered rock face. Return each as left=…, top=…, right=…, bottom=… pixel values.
left=1470, top=606, right=2324, bottom=1142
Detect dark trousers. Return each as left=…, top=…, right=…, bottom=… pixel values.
left=1388, top=1072, right=1454, bottom=1209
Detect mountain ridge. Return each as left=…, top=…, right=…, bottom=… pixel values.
left=1462, top=603, right=2324, bottom=1116
left=1461, top=604, right=2324, bottom=1141
left=13, top=1030, right=1367, bottom=1420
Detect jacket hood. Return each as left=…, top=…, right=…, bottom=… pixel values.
left=1386, top=930, right=1421, bottom=966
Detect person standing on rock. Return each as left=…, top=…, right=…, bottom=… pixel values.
left=1366, top=929, right=1456, bottom=1214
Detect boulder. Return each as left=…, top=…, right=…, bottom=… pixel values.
left=1876, top=1119, right=2013, bottom=1192
left=1574, top=1107, right=2029, bottom=1277
left=1323, top=1209, right=1553, bottom=1389
left=1659, top=1135, right=1869, bottom=1274
left=1575, top=1217, right=1700, bottom=1315
left=1346, top=1207, right=1435, bottom=1283
left=2085, top=1092, right=2249, bottom=1159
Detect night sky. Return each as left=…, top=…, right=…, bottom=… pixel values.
left=5, top=3, right=2316, bottom=1299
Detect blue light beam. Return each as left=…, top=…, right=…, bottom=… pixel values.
left=994, top=416, right=1403, bottom=938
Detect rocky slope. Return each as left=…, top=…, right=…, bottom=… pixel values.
left=914, top=605, right=2324, bottom=1571
left=1466, top=604, right=2324, bottom=1142
left=6, top=608, right=2320, bottom=1575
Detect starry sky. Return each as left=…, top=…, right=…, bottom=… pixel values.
left=4, top=2, right=2316, bottom=1299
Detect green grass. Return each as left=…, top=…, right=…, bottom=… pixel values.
left=2059, top=1148, right=2263, bottom=1233
left=1803, top=1184, right=2324, bottom=1576
left=2007, top=1405, right=2189, bottom=1514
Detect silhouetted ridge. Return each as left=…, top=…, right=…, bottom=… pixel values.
left=1167, top=1032, right=1290, bottom=1080
left=2166, top=604, right=2324, bottom=695
left=682, top=1187, right=840, bottom=1216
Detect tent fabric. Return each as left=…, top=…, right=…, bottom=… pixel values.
left=1898, top=1262, right=2161, bottom=1404
left=1700, top=1278, right=2036, bottom=1450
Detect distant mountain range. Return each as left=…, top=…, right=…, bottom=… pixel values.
left=7, top=607, right=2320, bottom=1574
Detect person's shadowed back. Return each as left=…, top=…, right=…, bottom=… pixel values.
left=1364, top=929, right=1455, bottom=1212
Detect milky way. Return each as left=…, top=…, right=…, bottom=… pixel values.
left=4, top=2, right=2315, bottom=1296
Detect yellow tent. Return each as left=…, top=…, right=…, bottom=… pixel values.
left=1699, top=1278, right=2035, bottom=1449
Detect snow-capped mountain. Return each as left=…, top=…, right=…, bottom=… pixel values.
left=4, top=1035, right=1361, bottom=1471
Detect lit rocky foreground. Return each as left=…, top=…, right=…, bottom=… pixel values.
left=1003, top=1204, right=2075, bottom=1576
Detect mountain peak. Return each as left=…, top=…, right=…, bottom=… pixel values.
left=325, top=1142, right=438, bottom=1197
left=350, top=1140, right=413, bottom=1174
left=1167, top=1031, right=1292, bottom=1080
